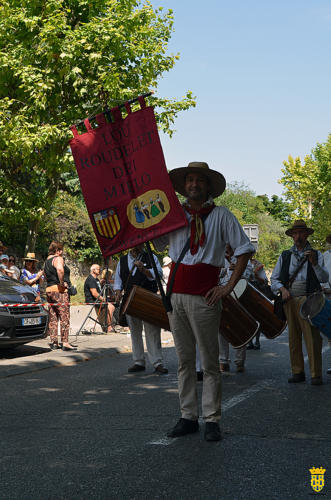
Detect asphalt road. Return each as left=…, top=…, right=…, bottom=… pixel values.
left=0, top=331, right=330, bottom=500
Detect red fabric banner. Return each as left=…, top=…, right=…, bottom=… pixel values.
left=69, top=98, right=187, bottom=257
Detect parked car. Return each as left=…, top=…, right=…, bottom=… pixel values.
left=0, top=274, right=49, bottom=347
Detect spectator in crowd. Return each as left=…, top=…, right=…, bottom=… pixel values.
left=8, top=255, right=20, bottom=280
left=0, top=241, right=8, bottom=258
left=21, top=253, right=44, bottom=300
left=84, top=264, right=115, bottom=333
left=0, top=255, right=14, bottom=278
left=44, top=241, right=76, bottom=351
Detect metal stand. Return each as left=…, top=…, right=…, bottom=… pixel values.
left=76, top=282, right=116, bottom=336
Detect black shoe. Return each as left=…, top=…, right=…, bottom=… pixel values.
left=246, top=342, right=254, bottom=350
left=197, top=371, right=203, bottom=381
left=311, top=377, right=323, bottom=386
left=288, top=373, right=305, bottom=383
left=204, top=422, right=222, bottom=442
left=154, top=364, right=168, bottom=374
left=49, top=343, right=59, bottom=351
left=128, top=364, right=145, bottom=373
left=167, top=418, right=199, bottom=438
left=327, top=368, right=331, bottom=375
left=253, top=342, right=260, bottom=350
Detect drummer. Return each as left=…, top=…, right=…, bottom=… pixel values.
left=113, top=244, right=168, bottom=374
left=153, top=162, right=255, bottom=442
left=219, top=244, right=254, bottom=373
left=271, top=220, right=329, bottom=386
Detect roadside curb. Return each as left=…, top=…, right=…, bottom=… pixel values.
left=0, top=334, right=132, bottom=379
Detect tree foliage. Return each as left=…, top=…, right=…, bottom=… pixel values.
left=216, top=183, right=288, bottom=268
left=280, top=134, right=331, bottom=247
left=257, top=194, right=292, bottom=225
left=0, top=0, right=195, bottom=250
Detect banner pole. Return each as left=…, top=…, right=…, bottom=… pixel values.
left=144, top=241, right=170, bottom=311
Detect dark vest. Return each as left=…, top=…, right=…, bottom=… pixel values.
left=120, top=252, right=158, bottom=294
left=278, top=249, right=321, bottom=294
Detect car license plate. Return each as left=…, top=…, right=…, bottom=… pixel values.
left=22, top=317, right=41, bottom=326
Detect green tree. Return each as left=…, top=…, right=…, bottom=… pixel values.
left=257, top=194, right=292, bottom=225
left=0, top=0, right=195, bottom=251
left=280, top=134, right=331, bottom=247
left=216, top=183, right=288, bottom=268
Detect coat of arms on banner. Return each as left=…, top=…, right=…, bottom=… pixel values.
left=309, top=467, right=326, bottom=492
left=93, top=208, right=120, bottom=239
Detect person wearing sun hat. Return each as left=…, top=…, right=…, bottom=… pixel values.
left=20, top=252, right=44, bottom=296
left=271, top=220, right=329, bottom=386
left=153, top=161, right=255, bottom=441
left=0, top=254, right=14, bottom=277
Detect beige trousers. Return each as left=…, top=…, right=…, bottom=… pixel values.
left=283, top=296, right=322, bottom=378
left=168, top=293, right=222, bottom=422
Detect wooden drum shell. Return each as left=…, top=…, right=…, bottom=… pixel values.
left=220, top=295, right=260, bottom=348
left=233, top=280, right=286, bottom=339
left=122, top=285, right=170, bottom=330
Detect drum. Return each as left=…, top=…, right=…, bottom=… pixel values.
left=300, top=292, right=331, bottom=339
left=232, top=279, right=287, bottom=339
left=122, top=285, right=260, bottom=348
left=122, top=285, right=170, bottom=330
left=220, top=294, right=260, bottom=348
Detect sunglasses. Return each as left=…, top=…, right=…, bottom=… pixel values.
left=9, top=259, right=15, bottom=263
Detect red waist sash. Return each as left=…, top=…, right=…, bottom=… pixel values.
left=168, top=262, right=220, bottom=296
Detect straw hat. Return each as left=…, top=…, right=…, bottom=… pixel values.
left=169, top=162, right=226, bottom=198
left=23, top=252, right=38, bottom=262
left=285, top=220, right=314, bottom=237
left=163, top=256, right=172, bottom=266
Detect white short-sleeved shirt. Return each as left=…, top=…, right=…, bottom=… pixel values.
left=154, top=206, right=255, bottom=267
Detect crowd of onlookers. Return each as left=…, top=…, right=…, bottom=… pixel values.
left=0, top=241, right=44, bottom=291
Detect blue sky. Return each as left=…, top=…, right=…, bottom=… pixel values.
left=152, top=0, right=331, bottom=197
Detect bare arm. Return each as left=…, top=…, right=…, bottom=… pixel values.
left=89, top=288, right=103, bottom=300
left=23, top=270, right=43, bottom=285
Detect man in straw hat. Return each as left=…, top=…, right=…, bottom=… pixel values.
left=271, top=220, right=329, bottom=385
left=153, top=162, right=255, bottom=441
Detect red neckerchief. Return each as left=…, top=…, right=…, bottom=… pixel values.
left=184, top=203, right=215, bottom=255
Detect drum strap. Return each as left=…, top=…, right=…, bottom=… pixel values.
left=287, top=257, right=308, bottom=288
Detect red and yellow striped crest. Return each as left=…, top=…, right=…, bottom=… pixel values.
left=93, top=208, right=121, bottom=240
